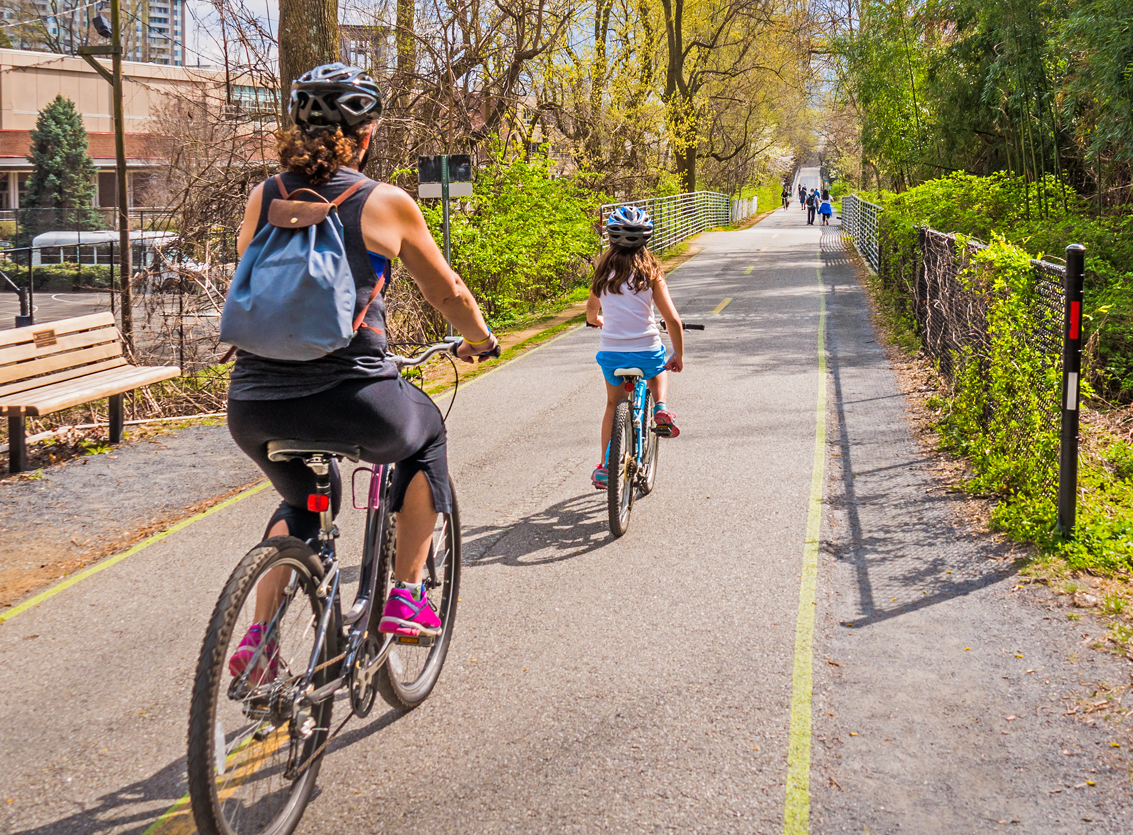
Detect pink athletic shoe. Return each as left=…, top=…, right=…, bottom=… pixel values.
left=228, top=624, right=279, bottom=685
left=653, top=409, right=680, bottom=438
left=379, top=587, right=442, bottom=637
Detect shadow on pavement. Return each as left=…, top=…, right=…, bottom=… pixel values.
left=11, top=698, right=403, bottom=835
left=462, top=492, right=615, bottom=567
left=820, top=226, right=1018, bottom=631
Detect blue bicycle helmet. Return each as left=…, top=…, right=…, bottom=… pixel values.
left=606, top=206, right=654, bottom=249
left=289, top=63, right=383, bottom=132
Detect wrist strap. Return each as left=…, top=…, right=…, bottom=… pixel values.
left=465, top=332, right=494, bottom=347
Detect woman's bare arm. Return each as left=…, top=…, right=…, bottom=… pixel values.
left=586, top=292, right=603, bottom=327
left=236, top=183, right=264, bottom=256
left=362, top=185, right=491, bottom=348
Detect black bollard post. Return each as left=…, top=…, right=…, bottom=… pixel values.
left=1057, top=244, right=1086, bottom=536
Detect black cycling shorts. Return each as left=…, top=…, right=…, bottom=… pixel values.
left=228, top=376, right=451, bottom=542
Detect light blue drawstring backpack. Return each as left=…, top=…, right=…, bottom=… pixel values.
left=221, top=175, right=380, bottom=361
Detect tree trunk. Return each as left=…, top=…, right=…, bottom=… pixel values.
left=278, top=0, right=340, bottom=127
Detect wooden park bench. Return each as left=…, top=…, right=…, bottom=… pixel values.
left=0, top=312, right=180, bottom=473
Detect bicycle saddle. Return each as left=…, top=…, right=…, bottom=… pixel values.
left=267, top=440, right=362, bottom=463
left=613, top=367, right=645, bottom=378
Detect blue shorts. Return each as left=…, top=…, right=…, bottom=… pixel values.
left=596, top=348, right=668, bottom=387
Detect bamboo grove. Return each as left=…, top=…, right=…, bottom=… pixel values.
left=819, top=0, right=1133, bottom=212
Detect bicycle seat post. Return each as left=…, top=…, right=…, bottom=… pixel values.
left=304, top=454, right=337, bottom=543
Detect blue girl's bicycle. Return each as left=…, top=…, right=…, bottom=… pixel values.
left=603, top=322, right=702, bottom=537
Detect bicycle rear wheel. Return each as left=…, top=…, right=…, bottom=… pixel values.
left=375, top=478, right=461, bottom=710
left=188, top=537, right=336, bottom=835
left=607, top=398, right=635, bottom=536
left=638, top=391, right=660, bottom=496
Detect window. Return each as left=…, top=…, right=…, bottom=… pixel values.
left=17, top=173, right=31, bottom=208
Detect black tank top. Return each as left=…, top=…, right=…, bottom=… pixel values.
left=228, top=168, right=399, bottom=401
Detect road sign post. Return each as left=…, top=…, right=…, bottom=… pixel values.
left=418, top=155, right=473, bottom=336
left=1057, top=244, right=1086, bottom=537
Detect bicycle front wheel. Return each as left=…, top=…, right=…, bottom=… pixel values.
left=188, top=537, right=336, bottom=835
left=375, top=478, right=461, bottom=710
left=607, top=398, right=635, bottom=536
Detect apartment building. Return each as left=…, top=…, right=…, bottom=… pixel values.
left=2, top=1, right=187, bottom=67
left=0, top=47, right=212, bottom=210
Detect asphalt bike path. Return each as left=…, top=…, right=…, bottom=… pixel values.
left=0, top=201, right=824, bottom=833
left=1, top=166, right=1128, bottom=833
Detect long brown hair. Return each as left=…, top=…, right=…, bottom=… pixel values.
left=277, top=123, right=371, bottom=185
left=591, top=245, right=664, bottom=296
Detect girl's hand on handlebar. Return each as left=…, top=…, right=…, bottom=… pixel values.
left=666, top=355, right=684, bottom=373
left=455, top=334, right=500, bottom=363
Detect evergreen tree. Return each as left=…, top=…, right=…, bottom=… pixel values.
left=19, top=95, right=101, bottom=244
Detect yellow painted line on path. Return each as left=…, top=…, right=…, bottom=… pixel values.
left=782, top=265, right=827, bottom=835
left=744, top=265, right=754, bottom=275
left=710, top=298, right=733, bottom=315
left=0, top=481, right=270, bottom=624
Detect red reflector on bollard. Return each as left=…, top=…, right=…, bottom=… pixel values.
left=1069, top=301, right=1080, bottom=340
left=307, top=494, right=330, bottom=512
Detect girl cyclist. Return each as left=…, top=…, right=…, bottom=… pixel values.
left=586, top=207, right=684, bottom=489
left=225, top=63, right=498, bottom=674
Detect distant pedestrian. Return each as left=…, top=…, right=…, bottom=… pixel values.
left=819, top=190, right=833, bottom=226
left=781, top=184, right=790, bottom=209
left=805, top=189, right=818, bottom=225
left=799, top=186, right=806, bottom=211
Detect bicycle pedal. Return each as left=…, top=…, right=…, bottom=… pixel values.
left=396, top=634, right=435, bottom=647
left=651, top=425, right=673, bottom=438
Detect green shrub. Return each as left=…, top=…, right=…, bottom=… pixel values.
left=30, top=263, right=115, bottom=290
left=420, top=154, right=601, bottom=327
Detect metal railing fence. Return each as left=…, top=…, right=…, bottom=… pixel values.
left=840, top=194, right=881, bottom=271
left=600, top=192, right=732, bottom=253
left=732, top=196, right=758, bottom=223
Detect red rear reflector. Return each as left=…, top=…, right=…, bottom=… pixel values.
left=307, top=494, right=330, bottom=512
left=1069, top=301, right=1081, bottom=340
left=624, top=382, right=634, bottom=392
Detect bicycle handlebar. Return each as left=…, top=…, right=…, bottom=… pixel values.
left=586, top=322, right=705, bottom=331
left=388, top=337, right=501, bottom=369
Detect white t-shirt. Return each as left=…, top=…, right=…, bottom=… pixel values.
left=598, top=274, right=663, bottom=352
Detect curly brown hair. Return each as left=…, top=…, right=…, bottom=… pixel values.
left=590, top=244, right=664, bottom=296
left=276, top=123, right=370, bottom=184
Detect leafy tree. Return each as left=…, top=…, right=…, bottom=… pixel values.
left=19, top=95, right=101, bottom=244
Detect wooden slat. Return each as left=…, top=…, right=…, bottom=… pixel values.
left=0, top=324, right=120, bottom=368
left=0, top=312, right=116, bottom=349
left=0, top=341, right=123, bottom=386
left=0, top=364, right=166, bottom=410
left=0, top=364, right=180, bottom=416
left=0, top=356, right=128, bottom=399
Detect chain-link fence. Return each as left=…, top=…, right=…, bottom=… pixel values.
left=600, top=192, right=732, bottom=253
left=1, top=232, right=238, bottom=373
left=844, top=198, right=1069, bottom=506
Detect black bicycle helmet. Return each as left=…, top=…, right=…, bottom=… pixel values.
left=606, top=205, right=654, bottom=248
left=289, top=63, right=383, bottom=131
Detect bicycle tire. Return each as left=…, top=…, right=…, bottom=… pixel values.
left=607, top=398, right=635, bottom=536
left=188, top=537, right=336, bottom=835
left=638, top=391, right=660, bottom=496
left=374, top=477, right=461, bottom=710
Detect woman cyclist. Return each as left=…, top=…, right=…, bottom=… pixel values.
left=225, top=63, right=497, bottom=673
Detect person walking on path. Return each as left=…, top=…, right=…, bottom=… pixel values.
left=799, top=185, right=807, bottom=211
left=806, top=188, right=818, bottom=225
left=819, top=189, right=833, bottom=226
left=585, top=207, right=684, bottom=489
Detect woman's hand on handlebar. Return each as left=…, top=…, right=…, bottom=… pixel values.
left=455, top=333, right=501, bottom=363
